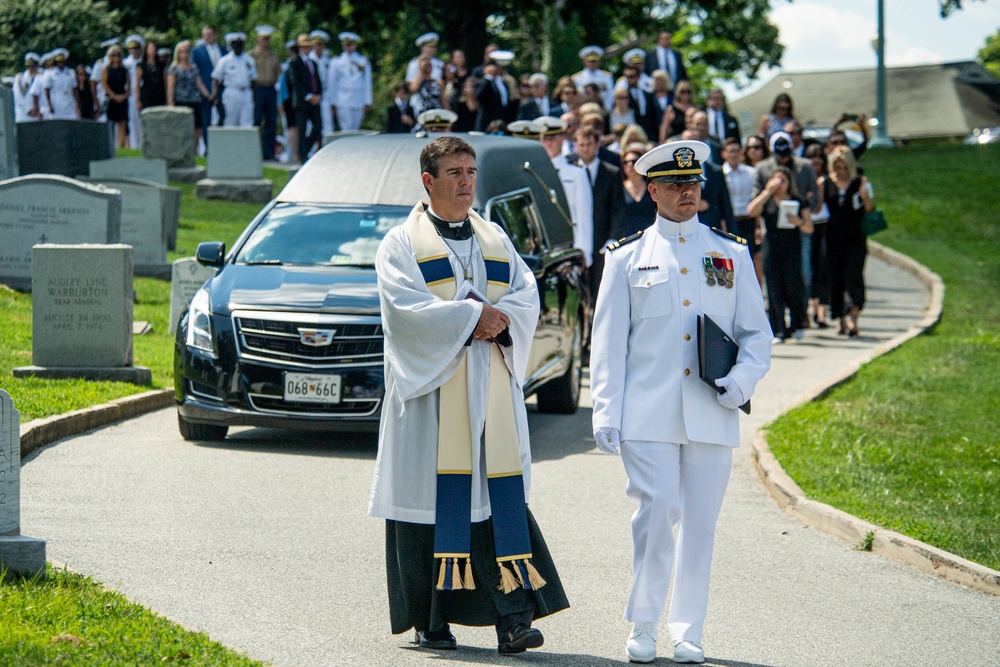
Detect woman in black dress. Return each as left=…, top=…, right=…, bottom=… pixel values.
left=748, top=165, right=814, bottom=342
left=451, top=77, right=479, bottom=133
left=101, top=46, right=130, bottom=147
left=75, top=65, right=96, bottom=119
left=619, top=143, right=657, bottom=238
left=821, top=145, right=874, bottom=336
left=137, top=40, right=166, bottom=110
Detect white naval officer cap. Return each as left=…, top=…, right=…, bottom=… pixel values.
left=417, top=108, right=457, bottom=131
left=634, top=140, right=710, bottom=183
left=415, top=32, right=439, bottom=47
left=339, top=32, right=361, bottom=43
left=489, top=50, right=515, bottom=67
left=52, top=48, right=70, bottom=61
left=533, top=116, right=568, bottom=136
left=225, top=32, right=247, bottom=44
left=157, top=47, right=172, bottom=58
left=99, top=37, right=120, bottom=49
left=255, top=25, right=276, bottom=37
left=25, top=52, right=41, bottom=64
left=39, top=51, right=55, bottom=65
left=578, top=45, right=604, bottom=61
left=623, top=48, right=646, bottom=65
left=309, top=29, right=331, bottom=43
left=507, top=120, right=546, bottom=139
left=125, top=34, right=145, bottom=49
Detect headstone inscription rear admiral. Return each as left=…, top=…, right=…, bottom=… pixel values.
left=169, top=258, right=217, bottom=335
left=12, top=244, right=151, bottom=384
left=0, top=84, right=18, bottom=180
left=0, top=175, right=121, bottom=291
left=0, top=390, right=46, bottom=580
left=196, top=127, right=273, bottom=203
left=140, top=106, right=204, bottom=182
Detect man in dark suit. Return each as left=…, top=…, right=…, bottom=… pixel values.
left=573, top=126, right=625, bottom=302
left=191, top=24, right=227, bottom=145
left=622, top=65, right=660, bottom=143
left=706, top=89, right=741, bottom=145
left=516, top=73, right=556, bottom=120
left=680, top=129, right=734, bottom=232
left=288, top=34, right=323, bottom=162
left=475, top=55, right=517, bottom=130
left=644, top=30, right=687, bottom=88
left=385, top=81, right=415, bottom=133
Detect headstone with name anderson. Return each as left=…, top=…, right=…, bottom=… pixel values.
left=12, top=244, right=151, bottom=384
left=0, top=175, right=121, bottom=291
left=169, top=258, right=217, bottom=335
left=0, top=390, right=47, bottom=580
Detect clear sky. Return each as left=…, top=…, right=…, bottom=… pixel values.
left=725, top=0, right=1000, bottom=100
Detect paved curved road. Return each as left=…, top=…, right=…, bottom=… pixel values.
left=21, top=254, right=1000, bottom=666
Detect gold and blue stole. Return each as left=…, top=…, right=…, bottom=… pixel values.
left=403, top=202, right=546, bottom=594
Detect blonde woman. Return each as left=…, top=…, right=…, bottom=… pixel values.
left=167, top=40, right=210, bottom=153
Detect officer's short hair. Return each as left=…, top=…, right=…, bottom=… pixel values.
left=420, top=136, right=476, bottom=179
left=575, top=126, right=601, bottom=144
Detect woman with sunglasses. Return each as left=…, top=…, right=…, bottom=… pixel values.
left=758, top=92, right=796, bottom=141
left=742, top=135, right=770, bottom=167
left=617, top=142, right=657, bottom=239
left=657, top=80, right=693, bottom=143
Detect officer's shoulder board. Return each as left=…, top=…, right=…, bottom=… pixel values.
left=606, top=229, right=644, bottom=252
left=711, top=227, right=747, bottom=246
left=599, top=69, right=612, bottom=76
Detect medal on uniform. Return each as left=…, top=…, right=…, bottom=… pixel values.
left=712, top=258, right=727, bottom=286
left=723, top=258, right=735, bottom=289
left=703, top=257, right=716, bottom=286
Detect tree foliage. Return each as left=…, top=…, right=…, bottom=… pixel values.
left=978, top=29, right=1000, bottom=79
left=0, top=0, right=121, bottom=72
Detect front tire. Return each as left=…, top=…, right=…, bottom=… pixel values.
left=535, top=313, right=583, bottom=414
left=177, top=413, right=228, bottom=441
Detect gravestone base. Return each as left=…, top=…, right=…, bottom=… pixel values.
left=135, top=263, right=173, bottom=280
left=12, top=365, right=152, bottom=385
left=196, top=178, right=273, bottom=204
left=169, top=166, right=206, bottom=183
left=0, top=535, right=47, bottom=580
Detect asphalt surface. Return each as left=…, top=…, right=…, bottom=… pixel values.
left=20, top=253, right=1000, bottom=666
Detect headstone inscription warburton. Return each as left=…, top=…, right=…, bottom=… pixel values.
left=169, top=258, right=217, bottom=335
left=16, top=119, right=113, bottom=177
left=0, top=85, right=18, bottom=180
left=12, top=244, right=152, bottom=385
left=0, top=175, right=121, bottom=291
left=89, top=157, right=168, bottom=186
left=140, top=106, right=204, bottom=182
left=196, top=127, right=273, bottom=204
left=0, top=390, right=47, bottom=580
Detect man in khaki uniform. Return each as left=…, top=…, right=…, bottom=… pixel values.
left=252, top=25, right=282, bottom=160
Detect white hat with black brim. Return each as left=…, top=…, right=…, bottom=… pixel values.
left=634, top=140, right=709, bottom=183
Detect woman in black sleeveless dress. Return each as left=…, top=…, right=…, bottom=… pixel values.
left=101, top=46, right=130, bottom=147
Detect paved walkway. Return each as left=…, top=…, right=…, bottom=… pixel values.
left=20, top=251, right=1000, bottom=666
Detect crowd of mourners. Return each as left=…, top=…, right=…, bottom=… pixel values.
left=8, top=26, right=876, bottom=341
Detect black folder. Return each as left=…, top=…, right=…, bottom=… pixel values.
left=698, top=314, right=751, bottom=415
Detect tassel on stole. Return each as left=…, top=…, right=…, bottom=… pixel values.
left=497, top=561, right=520, bottom=594
left=524, top=559, right=547, bottom=590
left=464, top=558, right=476, bottom=590
left=451, top=557, right=464, bottom=590
left=436, top=558, right=448, bottom=591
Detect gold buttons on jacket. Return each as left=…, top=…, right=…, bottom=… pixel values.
left=684, top=334, right=691, bottom=341
left=680, top=267, right=688, bottom=274
left=683, top=299, right=690, bottom=306
left=684, top=368, right=691, bottom=376
left=679, top=237, right=686, bottom=243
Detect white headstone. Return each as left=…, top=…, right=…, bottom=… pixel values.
left=169, top=258, right=217, bottom=334
left=30, top=244, right=134, bottom=367
left=207, top=127, right=263, bottom=179
left=0, top=390, right=19, bottom=535
left=89, top=157, right=168, bottom=187
left=0, top=175, right=121, bottom=290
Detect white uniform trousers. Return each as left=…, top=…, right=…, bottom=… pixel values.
left=336, top=106, right=364, bottom=131
left=621, top=439, right=732, bottom=645
left=128, top=95, right=141, bottom=148
left=221, top=88, right=254, bottom=127
left=321, top=97, right=334, bottom=135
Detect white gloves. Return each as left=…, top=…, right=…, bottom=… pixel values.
left=714, top=376, right=745, bottom=410
left=594, top=427, right=621, bottom=455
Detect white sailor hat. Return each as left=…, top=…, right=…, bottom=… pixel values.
left=25, top=52, right=41, bottom=64
left=99, top=37, right=120, bottom=49
left=623, top=48, right=646, bottom=65
left=490, top=49, right=514, bottom=66
left=634, top=140, right=709, bottom=183
left=309, top=29, right=330, bottom=43
left=39, top=51, right=54, bottom=65
left=52, top=48, right=70, bottom=61
left=157, top=47, right=172, bottom=57
left=533, top=115, right=568, bottom=136
left=339, top=31, right=360, bottom=43
left=415, top=32, right=439, bottom=48
left=417, top=108, right=457, bottom=131
left=225, top=32, right=247, bottom=44
left=285, top=39, right=297, bottom=50
left=579, top=45, right=604, bottom=61
left=255, top=25, right=275, bottom=37
left=125, top=34, right=145, bottom=49
left=769, top=131, right=793, bottom=157
left=507, top=120, right=546, bottom=139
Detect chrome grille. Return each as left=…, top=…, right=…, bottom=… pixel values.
left=233, top=311, right=383, bottom=367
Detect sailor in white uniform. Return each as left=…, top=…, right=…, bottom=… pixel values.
left=327, top=32, right=372, bottom=131
left=14, top=53, right=43, bottom=122
left=44, top=49, right=79, bottom=120
left=308, top=30, right=334, bottom=136
left=590, top=140, right=772, bottom=665
left=572, top=45, right=615, bottom=113
left=614, top=48, right=654, bottom=94
left=211, top=33, right=258, bottom=127
left=405, top=32, right=444, bottom=83
left=534, top=116, right=594, bottom=267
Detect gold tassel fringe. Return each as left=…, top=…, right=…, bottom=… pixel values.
left=451, top=558, right=464, bottom=590
left=436, top=558, right=447, bottom=591
left=514, top=561, right=527, bottom=587
left=497, top=562, right=519, bottom=594
left=464, top=558, right=476, bottom=590
left=524, top=559, right=547, bottom=590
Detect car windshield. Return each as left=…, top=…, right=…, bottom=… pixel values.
left=234, top=204, right=410, bottom=266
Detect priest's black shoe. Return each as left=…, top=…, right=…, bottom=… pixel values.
left=497, top=624, right=544, bottom=655
left=413, top=626, right=457, bottom=650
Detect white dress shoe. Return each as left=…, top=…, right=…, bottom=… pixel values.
left=626, top=622, right=657, bottom=663
left=673, top=640, right=705, bottom=663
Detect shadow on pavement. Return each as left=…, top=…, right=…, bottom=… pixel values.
left=396, top=643, right=779, bottom=666
left=192, top=427, right=379, bottom=460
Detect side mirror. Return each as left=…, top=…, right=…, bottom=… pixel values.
left=196, top=242, right=226, bottom=268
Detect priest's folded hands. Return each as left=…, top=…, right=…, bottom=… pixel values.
left=475, top=302, right=510, bottom=340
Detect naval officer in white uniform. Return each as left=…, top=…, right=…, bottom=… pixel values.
left=326, top=31, right=372, bottom=131
left=572, top=45, right=615, bottom=113
left=211, top=33, right=258, bottom=127
left=43, top=49, right=79, bottom=119
left=590, top=140, right=772, bottom=664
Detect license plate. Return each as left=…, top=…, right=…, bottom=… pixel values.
left=283, top=372, right=341, bottom=403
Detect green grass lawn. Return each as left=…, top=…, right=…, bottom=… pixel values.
left=766, top=141, right=1000, bottom=570
left=0, top=565, right=265, bottom=667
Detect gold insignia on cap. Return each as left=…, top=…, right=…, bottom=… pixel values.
left=674, top=147, right=694, bottom=169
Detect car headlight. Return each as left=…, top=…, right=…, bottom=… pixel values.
left=185, top=288, right=216, bottom=356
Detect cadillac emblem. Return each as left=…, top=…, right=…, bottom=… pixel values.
left=299, top=328, right=337, bottom=346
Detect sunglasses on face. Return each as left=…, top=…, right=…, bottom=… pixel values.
left=747, top=144, right=763, bottom=150
left=624, top=159, right=637, bottom=165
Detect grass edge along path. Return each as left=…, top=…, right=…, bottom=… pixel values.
left=766, top=142, right=1000, bottom=572
left=0, top=564, right=266, bottom=667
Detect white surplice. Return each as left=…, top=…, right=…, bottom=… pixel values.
left=368, top=205, right=540, bottom=524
